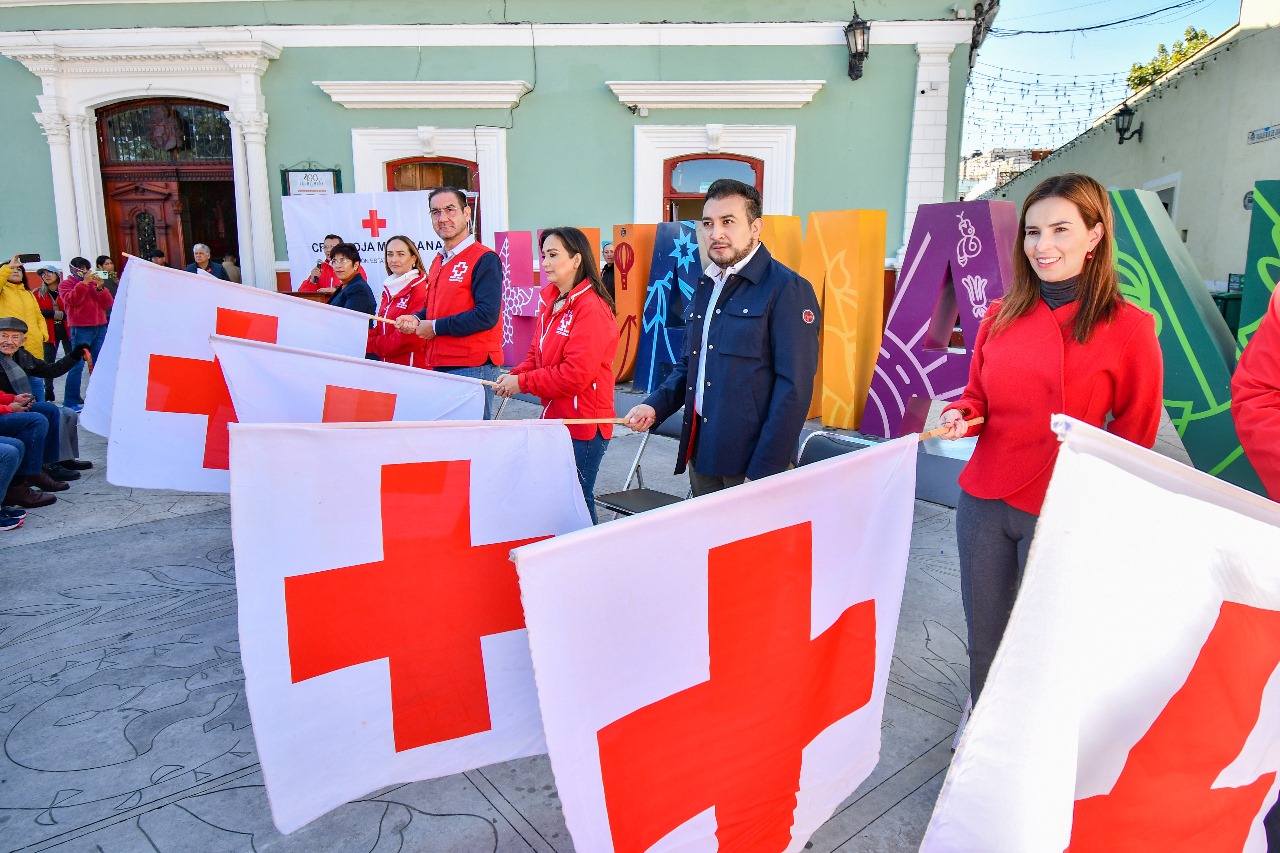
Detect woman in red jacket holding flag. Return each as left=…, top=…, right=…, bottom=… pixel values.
left=937, top=173, right=1164, bottom=705
left=367, top=235, right=428, bottom=366
left=495, top=227, right=619, bottom=523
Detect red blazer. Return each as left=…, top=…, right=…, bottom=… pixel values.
left=367, top=271, right=428, bottom=366
left=62, top=276, right=114, bottom=327
left=944, top=298, right=1163, bottom=514
left=1232, top=290, right=1280, bottom=498
left=512, top=281, right=619, bottom=440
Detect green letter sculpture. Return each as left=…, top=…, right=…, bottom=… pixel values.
left=1236, top=180, right=1280, bottom=351
left=1111, top=189, right=1264, bottom=494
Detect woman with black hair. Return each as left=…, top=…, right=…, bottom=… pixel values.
left=324, top=242, right=376, bottom=316
left=495, top=227, right=619, bottom=523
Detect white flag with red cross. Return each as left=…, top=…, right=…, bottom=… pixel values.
left=512, top=438, right=917, bottom=853
left=210, top=336, right=485, bottom=425
left=228, top=420, right=592, bottom=834
left=922, top=416, right=1280, bottom=853
left=105, top=259, right=369, bottom=492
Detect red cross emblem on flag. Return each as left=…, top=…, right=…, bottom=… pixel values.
left=145, top=308, right=279, bottom=469
left=362, top=209, right=387, bottom=238
left=1068, top=602, right=1280, bottom=851
left=284, top=460, right=549, bottom=752
left=596, top=522, right=877, bottom=852
left=321, top=385, right=397, bottom=422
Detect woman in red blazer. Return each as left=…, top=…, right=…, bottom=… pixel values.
left=938, top=172, right=1164, bottom=704
left=367, top=235, right=429, bottom=366
left=495, top=227, right=619, bottom=523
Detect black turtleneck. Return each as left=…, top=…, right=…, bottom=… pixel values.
left=1040, top=274, right=1081, bottom=310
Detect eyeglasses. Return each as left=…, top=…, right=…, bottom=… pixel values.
left=430, top=206, right=462, bottom=218
left=331, top=257, right=355, bottom=266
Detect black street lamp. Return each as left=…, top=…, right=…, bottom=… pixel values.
left=845, top=6, right=871, bottom=81
left=1115, top=103, right=1144, bottom=145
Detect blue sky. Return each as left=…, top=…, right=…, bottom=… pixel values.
left=963, top=0, right=1243, bottom=152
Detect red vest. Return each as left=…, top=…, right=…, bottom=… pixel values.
left=423, top=240, right=504, bottom=368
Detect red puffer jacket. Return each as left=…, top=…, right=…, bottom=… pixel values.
left=512, top=281, right=619, bottom=440
left=367, top=271, right=428, bottom=365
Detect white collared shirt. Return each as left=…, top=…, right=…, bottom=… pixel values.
left=439, top=233, right=475, bottom=264
left=695, top=241, right=761, bottom=413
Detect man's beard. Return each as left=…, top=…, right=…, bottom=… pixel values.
left=713, top=239, right=756, bottom=270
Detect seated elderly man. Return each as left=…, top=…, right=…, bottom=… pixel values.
left=0, top=317, right=92, bottom=485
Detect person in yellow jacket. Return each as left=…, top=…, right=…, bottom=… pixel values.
left=0, top=256, right=50, bottom=400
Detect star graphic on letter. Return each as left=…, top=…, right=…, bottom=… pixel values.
left=670, top=231, right=697, bottom=273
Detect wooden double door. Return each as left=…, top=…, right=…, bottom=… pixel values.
left=97, top=98, right=238, bottom=271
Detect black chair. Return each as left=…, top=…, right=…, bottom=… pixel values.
left=796, top=430, right=883, bottom=466
left=595, top=410, right=689, bottom=517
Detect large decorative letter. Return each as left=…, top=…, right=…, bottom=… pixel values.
left=862, top=201, right=1018, bottom=437
left=612, top=224, right=656, bottom=382
left=1237, top=180, right=1280, bottom=351
left=1111, top=189, right=1264, bottom=493
left=496, top=231, right=538, bottom=367
left=635, top=221, right=700, bottom=393
left=799, top=211, right=888, bottom=429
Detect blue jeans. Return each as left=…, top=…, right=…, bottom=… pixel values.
left=27, top=376, right=45, bottom=402
left=435, top=362, right=500, bottom=419
left=572, top=433, right=610, bottom=524
left=65, top=324, right=106, bottom=407
left=0, top=436, right=23, bottom=494
left=0, top=411, right=49, bottom=475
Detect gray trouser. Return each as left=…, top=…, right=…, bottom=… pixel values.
left=956, top=490, right=1039, bottom=703
left=687, top=459, right=747, bottom=498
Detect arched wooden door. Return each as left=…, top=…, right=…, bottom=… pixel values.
left=98, top=98, right=236, bottom=269
left=663, top=154, right=764, bottom=222
left=386, top=157, right=481, bottom=238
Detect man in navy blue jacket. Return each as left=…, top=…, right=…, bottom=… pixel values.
left=625, top=179, right=820, bottom=497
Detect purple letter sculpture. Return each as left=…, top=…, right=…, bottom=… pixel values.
left=496, top=231, right=539, bottom=367
left=862, top=201, right=1018, bottom=437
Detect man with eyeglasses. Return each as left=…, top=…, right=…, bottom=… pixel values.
left=395, top=187, right=503, bottom=417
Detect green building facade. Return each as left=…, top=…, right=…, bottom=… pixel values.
left=0, top=0, right=992, bottom=288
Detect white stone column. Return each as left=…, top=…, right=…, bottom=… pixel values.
left=897, top=43, right=955, bottom=266
left=35, top=111, right=80, bottom=263
left=80, top=113, right=111, bottom=256
left=225, top=112, right=256, bottom=288
left=66, top=113, right=105, bottom=259
left=231, top=110, right=276, bottom=290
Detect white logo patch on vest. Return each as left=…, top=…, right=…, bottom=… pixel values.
left=448, top=261, right=469, bottom=283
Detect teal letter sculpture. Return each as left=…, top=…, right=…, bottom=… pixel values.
left=1111, top=189, right=1264, bottom=494
left=1236, top=180, right=1280, bottom=351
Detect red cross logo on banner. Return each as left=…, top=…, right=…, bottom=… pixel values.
left=1068, top=602, right=1280, bottom=852
left=362, top=209, right=387, bottom=238
left=145, top=308, right=279, bottom=470
left=596, top=522, right=877, bottom=853
left=321, top=385, right=398, bottom=422
left=284, top=460, right=548, bottom=752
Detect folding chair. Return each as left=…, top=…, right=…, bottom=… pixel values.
left=595, top=411, right=689, bottom=517
left=796, top=430, right=883, bottom=466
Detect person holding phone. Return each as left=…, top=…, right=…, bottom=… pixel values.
left=61, top=256, right=113, bottom=411
left=0, top=256, right=50, bottom=402
left=34, top=265, right=70, bottom=402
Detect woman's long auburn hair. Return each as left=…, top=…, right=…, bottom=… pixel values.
left=540, top=227, right=616, bottom=313
left=991, top=172, right=1122, bottom=344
